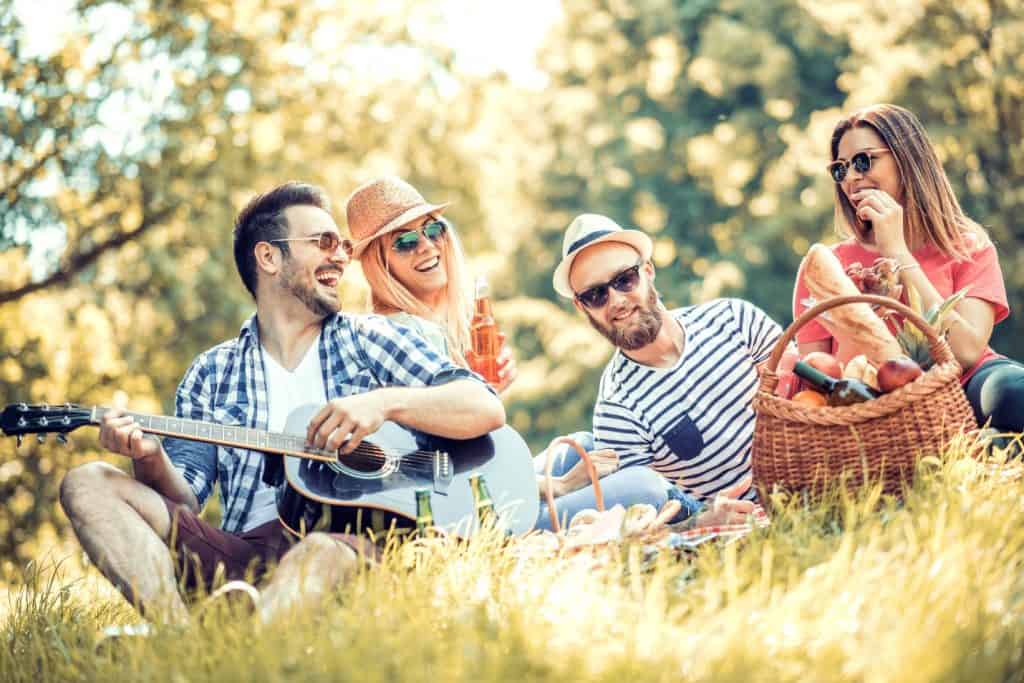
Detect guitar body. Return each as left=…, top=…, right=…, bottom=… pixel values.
left=277, top=405, right=539, bottom=537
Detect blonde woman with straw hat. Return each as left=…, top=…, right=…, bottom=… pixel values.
left=346, top=176, right=517, bottom=391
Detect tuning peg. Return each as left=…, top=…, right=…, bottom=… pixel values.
left=36, top=434, right=45, bottom=444
left=56, top=434, right=68, bottom=445
left=16, top=435, right=22, bottom=447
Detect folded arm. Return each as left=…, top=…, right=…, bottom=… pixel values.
left=307, top=378, right=505, bottom=453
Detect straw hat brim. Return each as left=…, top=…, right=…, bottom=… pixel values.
left=352, top=201, right=451, bottom=259
left=552, top=230, right=653, bottom=298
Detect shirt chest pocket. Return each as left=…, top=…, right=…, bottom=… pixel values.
left=662, top=414, right=705, bottom=461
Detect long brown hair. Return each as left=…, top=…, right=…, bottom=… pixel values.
left=360, top=215, right=473, bottom=365
left=830, top=103, right=987, bottom=260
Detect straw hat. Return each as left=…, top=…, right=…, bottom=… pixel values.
left=552, top=214, right=653, bottom=298
left=346, top=176, right=451, bottom=259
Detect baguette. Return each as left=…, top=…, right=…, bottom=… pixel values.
left=799, top=244, right=903, bottom=365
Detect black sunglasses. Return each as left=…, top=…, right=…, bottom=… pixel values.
left=391, top=220, right=447, bottom=254
left=827, top=148, right=891, bottom=183
left=269, top=232, right=353, bottom=256
left=574, top=262, right=643, bottom=309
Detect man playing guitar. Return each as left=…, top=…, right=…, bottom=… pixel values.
left=58, top=182, right=505, bottom=626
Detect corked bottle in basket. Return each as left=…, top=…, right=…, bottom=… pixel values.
left=793, top=361, right=878, bottom=406
left=751, top=294, right=976, bottom=499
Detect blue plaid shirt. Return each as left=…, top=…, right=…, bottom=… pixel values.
left=164, top=313, right=482, bottom=534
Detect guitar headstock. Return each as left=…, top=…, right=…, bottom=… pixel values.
left=1, top=403, right=92, bottom=442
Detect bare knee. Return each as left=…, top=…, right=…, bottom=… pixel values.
left=59, top=461, right=128, bottom=521
left=287, top=533, right=353, bottom=561
left=280, top=533, right=358, bottom=576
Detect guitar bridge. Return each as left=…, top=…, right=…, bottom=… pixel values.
left=432, top=450, right=453, bottom=495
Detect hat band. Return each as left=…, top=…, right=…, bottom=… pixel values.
left=565, top=229, right=615, bottom=256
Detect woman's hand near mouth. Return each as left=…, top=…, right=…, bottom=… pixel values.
left=851, top=188, right=908, bottom=258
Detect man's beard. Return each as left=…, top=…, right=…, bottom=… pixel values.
left=281, top=259, right=341, bottom=318
left=585, top=286, right=662, bottom=351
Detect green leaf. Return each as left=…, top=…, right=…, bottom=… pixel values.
left=927, top=288, right=969, bottom=327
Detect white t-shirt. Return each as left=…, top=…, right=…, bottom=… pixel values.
left=243, top=335, right=328, bottom=531
left=593, top=298, right=781, bottom=502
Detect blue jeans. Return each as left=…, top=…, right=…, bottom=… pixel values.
left=532, top=431, right=703, bottom=531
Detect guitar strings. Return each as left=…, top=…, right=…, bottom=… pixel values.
left=104, top=409, right=460, bottom=464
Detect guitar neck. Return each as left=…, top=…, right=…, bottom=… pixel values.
left=90, top=407, right=339, bottom=463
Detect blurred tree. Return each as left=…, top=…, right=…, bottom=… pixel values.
left=0, top=0, right=547, bottom=571
left=507, top=0, right=851, bottom=445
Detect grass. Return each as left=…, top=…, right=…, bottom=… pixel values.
left=4, top=444, right=1024, bottom=682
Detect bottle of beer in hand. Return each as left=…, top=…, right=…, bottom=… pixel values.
left=793, top=361, right=879, bottom=406
left=470, top=275, right=501, bottom=387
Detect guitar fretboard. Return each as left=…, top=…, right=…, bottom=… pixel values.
left=91, top=407, right=338, bottom=462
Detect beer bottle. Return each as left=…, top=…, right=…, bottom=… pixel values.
left=468, top=473, right=497, bottom=527
left=469, top=276, right=501, bottom=387
left=414, top=488, right=434, bottom=535
left=793, top=361, right=879, bottom=406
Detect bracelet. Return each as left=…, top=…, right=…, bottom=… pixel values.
left=895, top=263, right=921, bottom=273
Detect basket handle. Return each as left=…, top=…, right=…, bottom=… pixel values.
left=541, top=436, right=605, bottom=534
left=762, top=293, right=954, bottom=383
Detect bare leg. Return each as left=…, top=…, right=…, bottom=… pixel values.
left=59, top=461, right=189, bottom=625
left=257, top=532, right=358, bottom=624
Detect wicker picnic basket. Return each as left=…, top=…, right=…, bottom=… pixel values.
left=541, top=436, right=605, bottom=533
left=752, top=294, right=977, bottom=498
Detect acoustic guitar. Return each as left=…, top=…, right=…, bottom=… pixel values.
left=1, top=402, right=540, bottom=537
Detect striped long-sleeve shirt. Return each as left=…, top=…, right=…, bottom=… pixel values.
left=592, top=298, right=782, bottom=502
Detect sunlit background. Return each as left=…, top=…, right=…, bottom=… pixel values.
left=1, top=0, right=1022, bottom=575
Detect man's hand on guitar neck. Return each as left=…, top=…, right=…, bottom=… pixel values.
left=99, top=407, right=200, bottom=511
left=100, top=408, right=164, bottom=463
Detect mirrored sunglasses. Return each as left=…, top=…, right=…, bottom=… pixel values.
left=391, top=220, right=447, bottom=254
left=574, top=263, right=643, bottom=309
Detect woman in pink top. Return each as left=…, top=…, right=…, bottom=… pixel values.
left=793, top=104, right=1023, bottom=440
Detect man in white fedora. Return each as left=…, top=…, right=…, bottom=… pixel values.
left=553, top=213, right=783, bottom=505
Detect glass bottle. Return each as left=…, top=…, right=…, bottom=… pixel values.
left=414, top=488, right=434, bottom=535
left=469, top=276, right=501, bottom=386
left=468, top=473, right=497, bottom=527
left=793, top=361, right=879, bottom=406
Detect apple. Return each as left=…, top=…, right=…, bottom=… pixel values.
left=876, top=357, right=923, bottom=393
left=801, top=351, right=843, bottom=380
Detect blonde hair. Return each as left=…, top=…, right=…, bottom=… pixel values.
left=830, top=103, right=989, bottom=260
left=360, top=215, right=473, bottom=365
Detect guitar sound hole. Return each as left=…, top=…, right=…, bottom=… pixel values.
left=340, top=444, right=390, bottom=473
left=339, top=454, right=384, bottom=473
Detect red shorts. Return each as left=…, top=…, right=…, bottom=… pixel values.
left=161, top=498, right=377, bottom=594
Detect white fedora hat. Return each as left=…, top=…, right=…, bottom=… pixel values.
left=552, top=213, right=653, bottom=299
